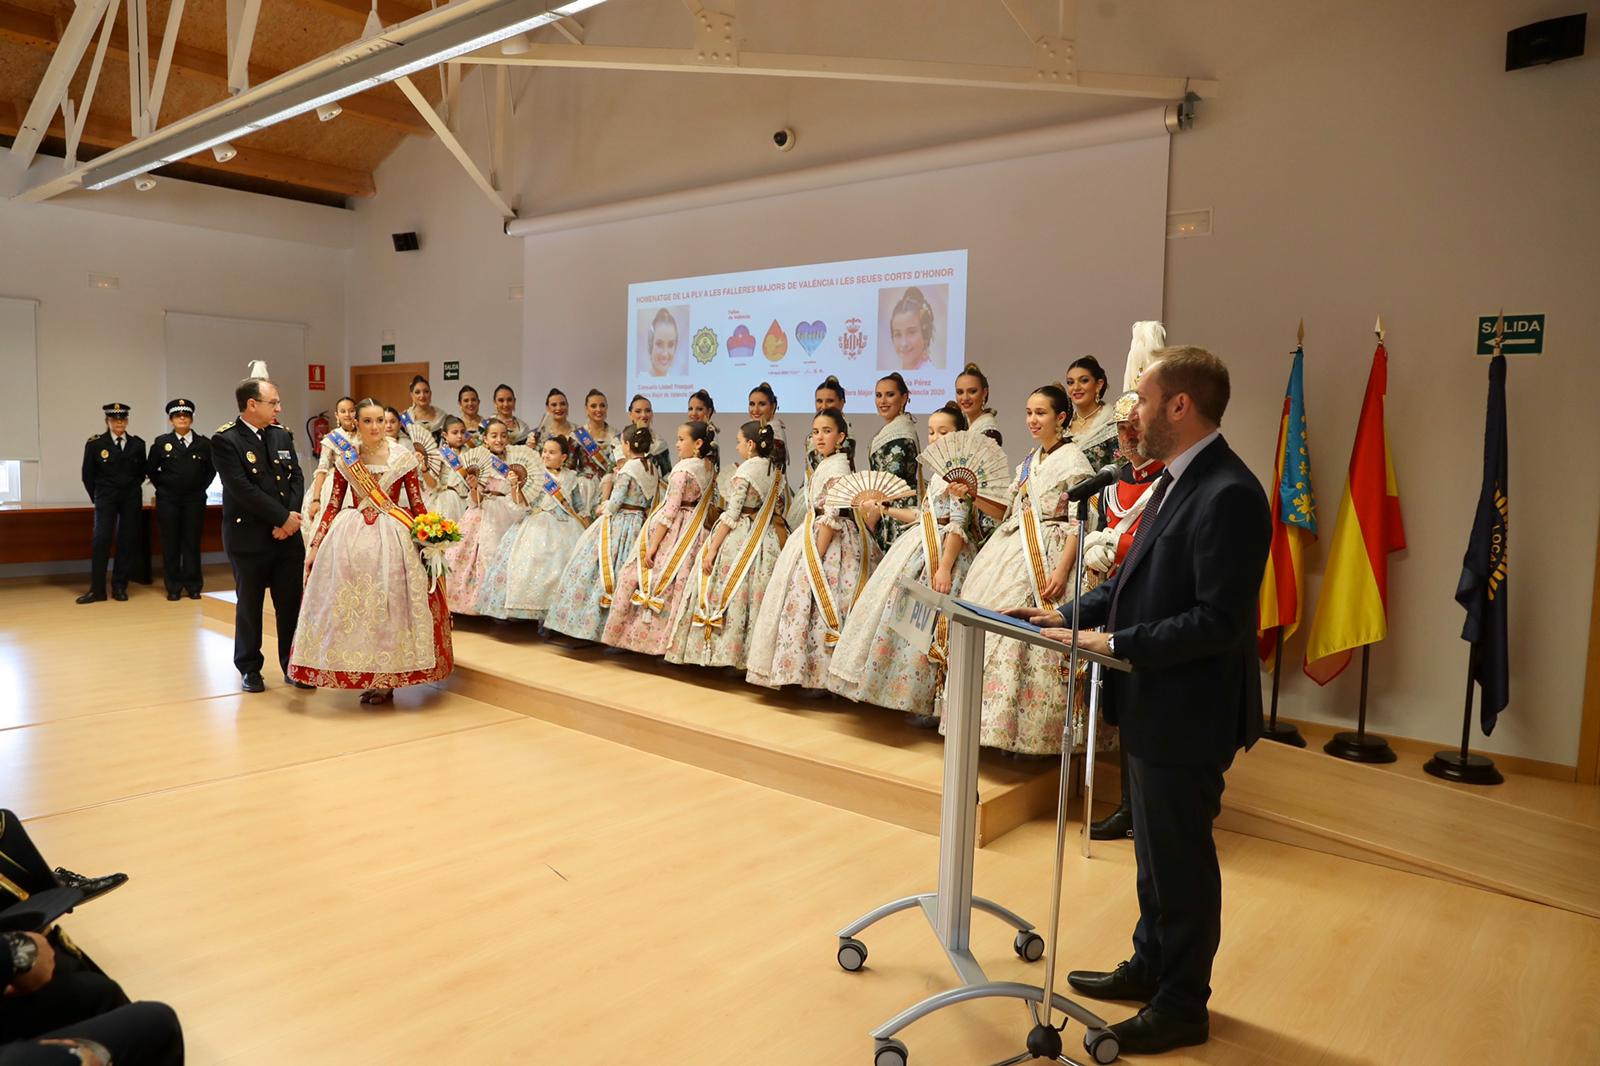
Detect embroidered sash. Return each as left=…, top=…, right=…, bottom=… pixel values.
left=542, top=471, right=587, bottom=526
left=692, top=468, right=782, bottom=635
left=440, top=444, right=463, bottom=471
left=802, top=506, right=871, bottom=646
left=1017, top=451, right=1053, bottom=609
left=632, top=477, right=712, bottom=613
left=335, top=452, right=415, bottom=533
left=919, top=505, right=953, bottom=666
left=573, top=426, right=613, bottom=477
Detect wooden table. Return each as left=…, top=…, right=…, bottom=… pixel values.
left=0, top=502, right=225, bottom=580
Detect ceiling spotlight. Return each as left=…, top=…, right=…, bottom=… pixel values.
left=211, top=142, right=238, bottom=162
left=316, top=102, right=343, bottom=122
left=500, top=33, right=531, bottom=55
left=134, top=177, right=157, bottom=192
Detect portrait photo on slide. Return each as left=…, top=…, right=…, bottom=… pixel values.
left=637, top=305, right=692, bottom=378
left=877, top=284, right=948, bottom=373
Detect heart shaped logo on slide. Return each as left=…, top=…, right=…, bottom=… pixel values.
left=762, top=320, right=788, bottom=362
left=795, top=320, right=826, bottom=356
left=727, top=325, right=756, bottom=359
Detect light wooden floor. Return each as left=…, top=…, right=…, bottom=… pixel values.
left=6, top=576, right=1600, bottom=1065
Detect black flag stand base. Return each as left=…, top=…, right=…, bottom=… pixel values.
left=1263, top=629, right=1307, bottom=747
left=1424, top=651, right=1504, bottom=786
left=1323, top=647, right=1397, bottom=764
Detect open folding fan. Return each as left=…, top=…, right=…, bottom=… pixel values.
left=505, top=444, right=540, bottom=483
left=822, top=470, right=917, bottom=511
left=918, top=430, right=1010, bottom=501
left=405, top=421, right=443, bottom=473
left=457, top=446, right=492, bottom=477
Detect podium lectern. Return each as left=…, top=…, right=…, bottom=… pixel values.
left=836, top=585, right=1130, bottom=1066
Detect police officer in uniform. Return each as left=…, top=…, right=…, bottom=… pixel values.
left=211, top=377, right=311, bottom=693
left=77, top=404, right=146, bottom=604
left=146, top=399, right=214, bottom=601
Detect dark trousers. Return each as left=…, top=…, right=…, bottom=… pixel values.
left=88, top=494, right=141, bottom=596
left=156, top=493, right=206, bottom=595
left=1126, top=753, right=1229, bottom=1023
left=0, top=937, right=126, bottom=1044
left=229, top=539, right=305, bottom=676
left=1, top=1003, right=183, bottom=1066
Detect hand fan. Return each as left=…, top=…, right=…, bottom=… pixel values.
left=506, top=444, right=540, bottom=484
left=918, top=430, right=1010, bottom=502
left=822, top=470, right=917, bottom=511
left=406, top=421, right=442, bottom=473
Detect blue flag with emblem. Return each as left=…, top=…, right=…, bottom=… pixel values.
left=1455, top=348, right=1510, bottom=732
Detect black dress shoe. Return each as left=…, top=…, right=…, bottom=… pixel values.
left=241, top=672, right=266, bottom=693
left=186, top=590, right=202, bottom=599
left=76, top=592, right=106, bottom=604
left=1107, top=1005, right=1209, bottom=1054
left=1067, top=961, right=1158, bottom=1002
left=111, top=588, right=129, bottom=601
left=166, top=591, right=181, bottom=601
left=284, top=674, right=315, bottom=690
left=1090, top=802, right=1134, bottom=841
left=53, top=867, right=129, bottom=904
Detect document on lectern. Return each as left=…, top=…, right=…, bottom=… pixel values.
left=950, top=598, right=1045, bottom=634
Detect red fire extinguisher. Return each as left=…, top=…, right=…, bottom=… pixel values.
left=307, top=411, right=331, bottom=453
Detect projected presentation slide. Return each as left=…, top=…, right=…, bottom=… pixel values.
left=626, top=249, right=968, bottom=414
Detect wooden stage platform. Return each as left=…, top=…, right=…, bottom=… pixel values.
left=202, top=592, right=1600, bottom=918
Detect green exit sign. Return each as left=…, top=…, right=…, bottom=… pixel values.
left=1478, top=314, right=1544, bottom=355
left=443, top=360, right=460, bottom=381
left=381, top=343, right=396, bottom=363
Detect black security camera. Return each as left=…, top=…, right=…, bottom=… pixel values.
left=773, top=127, right=796, bottom=152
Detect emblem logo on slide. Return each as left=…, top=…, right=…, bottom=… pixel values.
left=795, top=320, right=827, bottom=356
left=763, top=320, right=789, bottom=362
left=727, top=324, right=756, bottom=360
left=839, top=317, right=867, bottom=360
left=692, top=327, right=719, bottom=365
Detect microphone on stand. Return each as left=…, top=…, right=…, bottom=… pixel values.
left=1066, top=461, right=1126, bottom=502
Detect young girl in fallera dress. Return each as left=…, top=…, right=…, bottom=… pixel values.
left=746, top=409, right=880, bottom=694
left=569, top=388, right=615, bottom=519
left=829, top=402, right=975, bottom=725
left=866, top=372, right=920, bottom=552
left=478, top=436, right=586, bottom=623
left=545, top=426, right=661, bottom=643
left=955, top=385, right=1095, bottom=756
left=382, top=407, right=404, bottom=442
left=444, top=419, right=524, bottom=616
left=600, top=422, right=716, bottom=655
left=746, top=382, right=793, bottom=531
left=287, top=398, right=453, bottom=705
left=665, top=421, right=785, bottom=672
left=613, top=394, right=672, bottom=479
left=790, top=376, right=854, bottom=531
left=420, top=415, right=471, bottom=525
left=303, top=395, right=359, bottom=545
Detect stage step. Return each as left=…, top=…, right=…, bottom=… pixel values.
left=200, top=593, right=1061, bottom=846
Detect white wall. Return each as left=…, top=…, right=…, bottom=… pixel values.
left=0, top=190, right=348, bottom=503
left=338, top=0, right=1599, bottom=764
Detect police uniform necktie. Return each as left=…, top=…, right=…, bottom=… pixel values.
left=116, top=437, right=124, bottom=451
left=1108, top=470, right=1172, bottom=630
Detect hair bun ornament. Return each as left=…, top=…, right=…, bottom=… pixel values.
left=964, top=361, right=981, bottom=374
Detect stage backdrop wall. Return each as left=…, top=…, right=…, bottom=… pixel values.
left=517, top=112, right=1170, bottom=453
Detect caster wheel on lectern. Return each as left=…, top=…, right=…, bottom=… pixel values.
left=1013, top=929, right=1046, bottom=962
left=872, top=1037, right=908, bottom=1066
left=1085, top=1028, right=1120, bottom=1064
left=837, top=937, right=868, bottom=972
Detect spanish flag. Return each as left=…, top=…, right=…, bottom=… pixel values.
left=1258, top=345, right=1318, bottom=663
left=1303, top=340, right=1406, bottom=684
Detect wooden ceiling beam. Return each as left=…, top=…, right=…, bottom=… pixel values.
left=0, top=99, right=377, bottom=198
left=0, top=0, right=430, bottom=135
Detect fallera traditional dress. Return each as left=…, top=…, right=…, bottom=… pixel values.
left=746, top=452, right=880, bottom=690
left=600, top=457, right=713, bottom=655
left=405, top=405, right=444, bottom=438
left=613, top=432, right=672, bottom=481
left=866, top=413, right=920, bottom=552
left=442, top=445, right=528, bottom=616
left=1070, top=403, right=1119, bottom=471
left=567, top=423, right=614, bottom=519
left=665, top=456, right=785, bottom=670
left=828, top=488, right=974, bottom=714
left=951, top=441, right=1094, bottom=755
left=287, top=439, right=453, bottom=689
left=500, top=414, right=534, bottom=446
left=477, top=467, right=585, bottom=621
left=964, top=410, right=1007, bottom=549
left=423, top=442, right=470, bottom=525
left=544, top=459, right=660, bottom=641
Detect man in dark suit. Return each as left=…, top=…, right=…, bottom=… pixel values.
left=1019, top=346, right=1271, bottom=1054
left=146, top=398, right=215, bottom=601
left=77, top=404, right=146, bottom=604
left=211, top=377, right=312, bottom=693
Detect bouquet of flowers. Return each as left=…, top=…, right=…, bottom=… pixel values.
left=412, top=512, right=462, bottom=591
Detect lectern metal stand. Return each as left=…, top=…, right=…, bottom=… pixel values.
left=835, top=586, right=1130, bottom=1066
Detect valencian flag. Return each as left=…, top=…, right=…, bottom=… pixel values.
left=1303, top=337, right=1406, bottom=684
left=1258, top=343, right=1318, bottom=662
left=1455, top=347, right=1510, bottom=732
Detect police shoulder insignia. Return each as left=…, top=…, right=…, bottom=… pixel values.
left=216, top=421, right=235, bottom=433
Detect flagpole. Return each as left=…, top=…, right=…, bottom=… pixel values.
left=1424, top=649, right=1504, bottom=784
left=1264, top=628, right=1306, bottom=747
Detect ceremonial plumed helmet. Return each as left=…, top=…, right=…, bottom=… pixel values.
left=1110, top=390, right=1140, bottom=424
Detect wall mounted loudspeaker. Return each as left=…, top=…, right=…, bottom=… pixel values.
left=1505, top=14, right=1585, bottom=71
left=392, top=232, right=421, bottom=252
